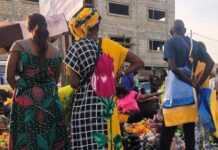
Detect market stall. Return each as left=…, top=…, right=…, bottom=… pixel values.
left=0, top=87, right=11, bottom=150
left=0, top=115, right=9, bottom=150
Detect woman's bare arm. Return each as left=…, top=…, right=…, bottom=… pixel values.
left=66, top=65, right=80, bottom=89
left=6, top=51, right=19, bottom=89
left=124, top=51, right=144, bottom=74
left=55, top=62, right=63, bottom=84
left=138, top=92, right=162, bottom=100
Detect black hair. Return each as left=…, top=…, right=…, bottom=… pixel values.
left=173, top=20, right=186, bottom=35
left=89, top=22, right=100, bottom=32
left=28, top=13, right=49, bottom=56
left=116, top=86, right=130, bottom=98
left=87, top=22, right=100, bottom=40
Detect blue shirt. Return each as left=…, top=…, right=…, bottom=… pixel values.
left=164, top=36, right=210, bottom=68
left=121, top=73, right=135, bottom=91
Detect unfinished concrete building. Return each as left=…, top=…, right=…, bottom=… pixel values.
left=0, top=0, right=175, bottom=82
left=0, top=0, right=175, bottom=67
left=92, top=0, right=175, bottom=68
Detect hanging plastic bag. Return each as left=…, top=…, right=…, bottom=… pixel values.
left=162, top=71, right=198, bottom=127
left=210, top=90, right=218, bottom=137
left=198, top=88, right=216, bottom=133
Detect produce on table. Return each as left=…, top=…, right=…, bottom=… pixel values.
left=58, top=85, right=74, bottom=102
left=0, top=132, right=9, bottom=150
left=3, top=98, right=12, bottom=106
left=125, top=119, right=152, bottom=136
left=118, top=113, right=129, bottom=123
left=0, top=115, right=9, bottom=130
left=58, top=85, right=74, bottom=125
left=0, top=115, right=9, bottom=150
left=123, top=118, right=160, bottom=149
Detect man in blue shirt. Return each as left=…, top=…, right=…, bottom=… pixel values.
left=159, top=20, right=214, bottom=150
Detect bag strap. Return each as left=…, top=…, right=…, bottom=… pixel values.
left=188, top=31, right=194, bottom=63
left=180, top=35, right=193, bottom=65
left=189, top=31, right=198, bottom=103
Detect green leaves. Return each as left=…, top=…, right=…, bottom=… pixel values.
left=94, top=98, right=122, bottom=150
left=37, top=135, right=49, bottom=150
left=93, top=131, right=123, bottom=150
left=113, top=135, right=122, bottom=150
left=101, top=98, right=115, bottom=120
left=92, top=132, right=107, bottom=149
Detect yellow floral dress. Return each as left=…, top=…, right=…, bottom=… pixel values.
left=102, top=38, right=128, bottom=150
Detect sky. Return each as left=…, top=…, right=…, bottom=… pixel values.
left=175, top=0, right=218, bottom=62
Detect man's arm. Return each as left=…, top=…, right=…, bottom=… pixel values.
left=195, top=50, right=214, bottom=87
left=168, top=59, right=193, bottom=86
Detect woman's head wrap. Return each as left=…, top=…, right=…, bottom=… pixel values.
left=68, top=7, right=101, bottom=40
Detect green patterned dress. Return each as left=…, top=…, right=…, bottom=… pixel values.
left=9, top=49, right=69, bottom=150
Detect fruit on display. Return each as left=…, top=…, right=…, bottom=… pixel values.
left=118, top=113, right=129, bottom=123
left=58, top=85, right=74, bottom=102
left=0, top=131, right=9, bottom=150
left=123, top=118, right=160, bottom=150
left=58, top=85, right=74, bottom=125
left=3, top=98, right=12, bottom=107
left=125, top=119, right=152, bottom=136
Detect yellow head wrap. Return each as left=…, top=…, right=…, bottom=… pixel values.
left=68, top=7, right=101, bottom=41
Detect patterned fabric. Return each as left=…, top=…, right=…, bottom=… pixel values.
left=9, top=48, right=70, bottom=150
left=64, top=38, right=107, bottom=150
left=101, top=38, right=128, bottom=150
left=101, top=38, right=128, bottom=75
left=68, top=7, right=101, bottom=41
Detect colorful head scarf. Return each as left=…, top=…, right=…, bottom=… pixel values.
left=68, top=7, right=101, bottom=41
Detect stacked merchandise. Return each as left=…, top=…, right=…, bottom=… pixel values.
left=118, top=74, right=162, bottom=149
left=122, top=118, right=161, bottom=149
left=0, top=89, right=11, bottom=150
left=0, top=115, right=9, bottom=150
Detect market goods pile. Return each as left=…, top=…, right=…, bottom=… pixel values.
left=122, top=118, right=161, bottom=149
left=125, top=119, right=152, bottom=136
left=0, top=115, right=9, bottom=150
left=0, top=132, right=9, bottom=150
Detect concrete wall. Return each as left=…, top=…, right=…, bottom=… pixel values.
left=0, top=0, right=39, bottom=61
left=96, top=0, right=175, bottom=67
left=0, top=0, right=39, bottom=21
left=0, top=0, right=175, bottom=67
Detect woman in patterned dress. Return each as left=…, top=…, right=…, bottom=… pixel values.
left=65, top=6, right=144, bottom=150
left=6, top=14, right=69, bottom=150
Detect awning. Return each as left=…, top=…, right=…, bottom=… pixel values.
left=0, top=14, right=69, bottom=53
left=0, top=23, right=23, bottom=51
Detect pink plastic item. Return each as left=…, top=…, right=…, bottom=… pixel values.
left=117, top=90, right=140, bottom=113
